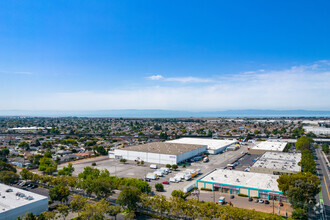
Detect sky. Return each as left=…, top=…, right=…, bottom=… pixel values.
left=0, top=0, right=330, bottom=111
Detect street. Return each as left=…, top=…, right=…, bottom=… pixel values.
left=315, top=148, right=330, bottom=219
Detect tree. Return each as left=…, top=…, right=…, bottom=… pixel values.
left=155, top=183, right=164, bottom=192
left=18, top=141, right=30, bottom=150
left=1, top=148, right=9, bottom=156
left=120, top=159, right=126, bottom=163
left=322, top=143, right=329, bottom=154
left=182, top=164, right=186, bottom=168
left=116, top=186, right=141, bottom=211
left=291, top=208, right=307, bottom=220
left=38, top=157, right=57, bottom=174
left=21, top=168, right=33, bottom=180
left=0, top=171, right=19, bottom=184
left=171, top=190, right=185, bottom=199
left=166, top=164, right=171, bottom=169
left=0, top=161, right=17, bottom=173
left=58, top=163, right=74, bottom=176
left=299, top=149, right=316, bottom=174
left=57, top=204, right=69, bottom=220
left=21, top=212, right=37, bottom=220
left=80, top=199, right=109, bottom=220
left=277, top=172, right=320, bottom=210
left=70, top=195, right=87, bottom=217
left=171, top=164, right=178, bottom=171
left=49, top=184, right=70, bottom=203
left=107, top=205, right=121, bottom=220
left=295, top=136, right=314, bottom=151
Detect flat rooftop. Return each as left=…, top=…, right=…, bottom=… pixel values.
left=251, top=141, right=287, bottom=152
left=252, top=152, right=301, bottom=172
left=0, top=183, right=48, bottom=213
left=200, top=169, right=280, bottom=192
left=120, top=142, right=207, bottom=155
left=166, top=138, right=238, bottom=150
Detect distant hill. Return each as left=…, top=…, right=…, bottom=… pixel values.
left=0, top=109, right=330, bottom=118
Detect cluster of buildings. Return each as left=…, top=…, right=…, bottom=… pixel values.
left=197, top=140, right=301, bottom=202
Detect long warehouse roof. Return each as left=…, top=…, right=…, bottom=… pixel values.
left=199, top=169, right=281, bottom=192
left=166, top=138, right=238, bottom=150
left=119, top=142, right=207, bottom=155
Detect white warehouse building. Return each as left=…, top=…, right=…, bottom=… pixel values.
left=166, top=138, right=238, bottom=154
left=0, top=183, right=48, bottom=220
left=109, top=142, right=207, bottom=165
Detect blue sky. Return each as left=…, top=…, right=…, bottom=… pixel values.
left=1, top=0, right=330, bottom=111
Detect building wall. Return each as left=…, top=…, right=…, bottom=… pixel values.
left=113, top=149, right=177, bottom=164
left=0, top=198, right=48, bottom=220
left=240, top=188, right=249, bottom=195
left=249, top=189, right=259, bottom=197
left=113, top=146, right=207, bottom=165
left=250, top=167, right=298, bottom=175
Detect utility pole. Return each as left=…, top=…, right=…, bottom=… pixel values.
left=273, top=196, right=275, bottom=214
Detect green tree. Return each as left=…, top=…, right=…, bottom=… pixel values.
left=57, top=163, right=74, bottom=176
left=277, top=172, right=320, bottom=210
left=171, top=164, right=178, bottom=171
left=80, top=199, right=109, bottom=220
left=171, top=190, right=185, bottom=199
left=291, top=208, right=307, bottom=220
left=0, top=171, right=19, bottom=184
left=295, top=136, right=314, bottom=151
left=107, top=205, right=121, bottom=220
left=155, top=183, right=164, bottom=192
left=49, top=184, right=70, bottom=203
left=322, top=143, right=329, bottom=154
left=1, top=148, right=9, bottom=156
left=70, top=195, right=87, bottom=217
left=166, top=164, right=171, bottom=169
left=0, top=161, right=17, bottom=173
left=38, top=157, right=57, bottom=174
left=18, top=141, right=30, bottom=150
left=20, top=168, right=33, bottom=180
left=21, top=212, right=37, bottom=220
left=116, top=186, right=141, bottom=211
left=57, top=204, right=69, bottom=220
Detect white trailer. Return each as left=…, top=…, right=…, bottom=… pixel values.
left=146, top=173, right=157, bottom=180
left=150, top=164, right=158, bottom=169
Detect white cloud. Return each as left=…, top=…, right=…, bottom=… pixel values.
left=146, top=74, right=163, bottom=80
left=2, top=61, right=330, bottom=111
left=146, top=75, right=213, bottom=83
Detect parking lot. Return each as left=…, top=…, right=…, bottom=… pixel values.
left=58, top=145, right=250, bottom=198
left=187, top=190, right=293, bottom=216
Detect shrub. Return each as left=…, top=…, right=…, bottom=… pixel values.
left=238, top=193, right=248, bottom=197
left=92, top=162, right=96, bottom=166
left=200, top=188, right=212, bottom=191
left=120, top=159, right=127, bottom=163
left=155, top=183, right=164, bottom=192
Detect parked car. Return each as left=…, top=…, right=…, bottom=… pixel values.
left=259, top=200, right=264, bottom=203
left=162, top=181, right=169, bottom=185
left=230, top=195, right=235, bottom=199
left=279, top=202, right=284, bottom=206
left=248, top=197, right=253, bottom=202
left=145, top=178, right=151, bottom=182
left=31, top=185, right=38, bottom=189
left=265, top=200, right=270, bottom=204
left=254, top=199, right=259, bottom=203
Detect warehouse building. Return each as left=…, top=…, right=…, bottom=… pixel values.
left=166, top=138, right=238, bottom=154
left=109, top=142, right=207, bottom=165
left=303, top=126, right=330, bottom=135
left=249, top=141, right=287, bottom=154
left=197, top=169, right=285, bottom=201
left=0, top=183, right=48, bottom=220
left=251, top=152, right=301, bottom=175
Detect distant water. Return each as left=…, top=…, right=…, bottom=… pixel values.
left=0, top=109, right=330, bottom=118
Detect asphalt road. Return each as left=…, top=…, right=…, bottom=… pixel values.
left=315, top=148, right=330, bottom=219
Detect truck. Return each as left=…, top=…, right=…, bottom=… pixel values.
left=218, top=196, right=226, bottom=205
left=150, top=164, right=158, bottom=169
left=159, top=167, right=170, bottom=174
left=146, top=173, right=157, bottom=180
left=184, top=173, right=192, bottom=180
left=169, top=177, right=178, bottom=183
left=154, top=170, right=163, bottom=177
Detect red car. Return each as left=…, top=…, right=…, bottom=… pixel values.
left=162, top=181, right=170, bottom=184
